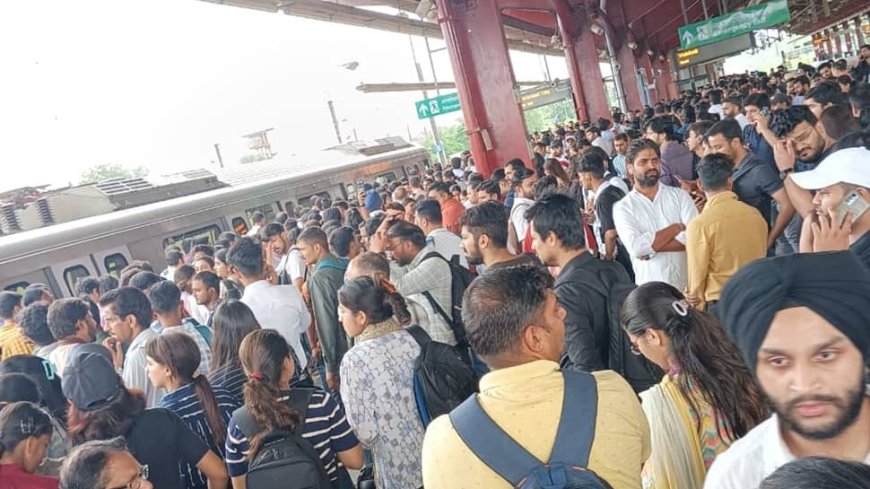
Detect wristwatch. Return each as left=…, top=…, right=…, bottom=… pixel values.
left=779, top=167, right=794, bottom=180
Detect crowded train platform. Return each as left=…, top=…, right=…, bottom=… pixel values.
left=1, top=53, right=870, bottom=489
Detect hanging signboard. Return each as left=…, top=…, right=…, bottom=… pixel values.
left=675, top=33, right=755, bottom=67
left=678, top=0, right=790, bottom=50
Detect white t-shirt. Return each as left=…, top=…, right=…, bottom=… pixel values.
left=426, top=228, right=469, bottom=269
left=704, top=414, right=870, bottom=489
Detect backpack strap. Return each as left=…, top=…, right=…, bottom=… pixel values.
left=448, top=370, right=599, bottom=485
left=232, top=388, right=316, bottom=439
left=549, top=370, right=598, bottom=467
left=449, top=395, right=540, bottom=486
left=406, top=325, right=431, bottom=347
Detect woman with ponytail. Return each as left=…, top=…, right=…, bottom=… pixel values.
left=0, top=401, right=58, bottom=489
left=225, top=329, right=362, bottom=489
left=620, top=282, right=768, bottom=489
left=145, top=333, right=239, bottom=489
left=337, top=276, right=425, bottom=489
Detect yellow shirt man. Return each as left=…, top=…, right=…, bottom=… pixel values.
left=686, top=191, right=768, bottom=310
left=422, top=360, right=651, bottom=489
left=0, top=321, right=35, bottom=361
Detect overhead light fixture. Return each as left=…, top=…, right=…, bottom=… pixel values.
left=589, top=18, right=605, bottom=36
left=627, top=40, right=638, bottom=50
left=647, top=49, right=655, bottom=57
left=551, top=34, right=562, bottom=47
left=659, top=54, right=666, bottom=61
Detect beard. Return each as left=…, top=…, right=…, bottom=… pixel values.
left=636, top=170, right=660, bottom=187
left=772, top=376, right=866, bottom=441
left=464, top=247, right=483, bottom=266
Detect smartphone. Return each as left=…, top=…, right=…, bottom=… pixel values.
left=761, top=107, right=770, bottom=117
left=835, top=190, right=869, bottom=225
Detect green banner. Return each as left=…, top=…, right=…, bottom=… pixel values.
left=414, top=93, right=461, bottom=120
left=678, top=0, right=790, bottom=50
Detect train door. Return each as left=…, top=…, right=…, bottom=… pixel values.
left=225, top=203, right=278, bottom=236
left=50, top=258, right=99, bottom=297
left=91, top=246, right=133, bottom=278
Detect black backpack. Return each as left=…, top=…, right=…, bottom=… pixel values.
left=579, top=264, right=663, bottom=393
left=450, top=370, right=613, bottom=489
left=419, top=252, right=475, bottom=346
left=231, top=388, right=332, bottom=489
left=407, top=325, right=478, bottom=426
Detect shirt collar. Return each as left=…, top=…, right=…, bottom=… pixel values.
left=128, top=327, right=155, bottom=350
left=410, top=244, right=437, bottom=268
left=479, top=359, right=560, bottom=394
left=763, top=415, right=800, bottom=473
left=703, top=191, right=738, bottom=210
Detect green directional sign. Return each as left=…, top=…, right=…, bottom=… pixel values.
left=415, top=92, right=461, bottom=120
left=678, top=0, right=790, bottom=50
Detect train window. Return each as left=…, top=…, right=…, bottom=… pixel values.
left=162, top=224, right=222, bottom=252
left=298, top=192, right=331, bottom=208
left=284, top=201, right=296, bottom=214
left=103, top=254, right=128, bottom=278
left=245, top=204, right=276, bottom=224
left=4, top=281, right=29, bottom=294
left=63, top=266, right=90, bottom=296
left=375, top=172, right=398, bottom=183
left=232, top=217, right=248, bottom=235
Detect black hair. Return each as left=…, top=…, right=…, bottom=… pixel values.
left=0, top=356, right=67, bottom=424
left=462, top=265, right=553, bottom=358
left=626, top=138, right=661, bottom=166
left=363, top=214, right=385, bottom=239
left=22, top=287, right=50, bottom=307
left=458, top=201, right=509, bottom=248
left=227, top=237, right=264, bottom=278
left=769, top=105, right=818, bottom=138
left=644, top=115, right=681, bottom=142
left=688, top=120, right=715, bottom=139
left=532, top=175, right=559, bottom=200
left=620, top=282, right=768, bottom=438
left=262, top=223, right=284, bottom=240
left=46, top=298, right=89, bottom=340
left=384, top=221, right=427, bottom=248
left=339, top=276, right=406, bottom=325
left=128, top=271, right=163, bottom=291
left=0, top=292, right=21, bottom=320
left=0, top=373, right=40, bottom=404
left=251, top=211, right=265, bottom=223
left=511, top=167, right=537, bottom=190
left=298, top=226, right=329, bottom=249
left=60, top=437, right=129, bottom=489
left=705, top=119, right=744, bottom=144
left=321, top=207, right=342, bottom=224
left=524, top=193, right=586, bottom=250
left=490, top=168, right=506, bottom=182
left=173, top=264, right=196, bottom=294
left=428, top=182, right=451, bottom=196
left=806, top=81, right=849, bottom=107
left=17, top=302, right=54, bottom=346
left=831, top=128, right=870, bottom=152
left=578, top=151, right=607, bottom=179
left=848, top=83, right=870, bottom=128
left=191, top=244, right=215, bottom=258
left=0, top=401, right=53, bottom=459
left=478, top=180, right=501, bottom=199
left=75, top=277, right=100, bottom=297
left=743, top=92, right=770, bottom=109
left=415, top=199, right=442, bottom=225
left=145, top=280, right=181, bottom=314
left=759, top=457, right=870, bottom=489
left=697, top=154, right=735, bottom=191
left=820, top=105, right=861, bottom=141
left=328, top=226, right=356, bottom=258
left=709, top=89, right=723, bottom=105
left=193, top=271, right=221, bottom=294
left=98, top=275, right=119, bottom=295
left=210, top=300, right=261, bottom=371
left=98, top=287, right=153, bottom=328
left=724, top=95, right=743, bottom=108
left=165, top=248, right=184, bottom=266
left=504, top=158, right=526, bottom=174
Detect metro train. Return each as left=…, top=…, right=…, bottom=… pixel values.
left=0, top=143, right=429, bottom=298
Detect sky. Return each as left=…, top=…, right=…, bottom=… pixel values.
left=0, top=0, right=569, bottom=192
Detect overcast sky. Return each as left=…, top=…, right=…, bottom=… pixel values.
left=0, top=0, right=569, bottom=192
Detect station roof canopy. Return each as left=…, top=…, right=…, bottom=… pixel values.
left=203, top=0, right=868, bottom=55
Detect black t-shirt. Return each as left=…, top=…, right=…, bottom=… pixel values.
left=732, top=153, right=783, bottom=226
left=852, top=232, right=870, bottom=271
left=595, top=185, right=625, bottom=235
left=125, top=408, right=210, bottom=489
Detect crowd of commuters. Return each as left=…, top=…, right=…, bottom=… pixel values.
left=0, top=53, right=868, bottom=489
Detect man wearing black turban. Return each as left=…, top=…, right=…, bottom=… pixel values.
left=703, top=251, right=870, bottom=489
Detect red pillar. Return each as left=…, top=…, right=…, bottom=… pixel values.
left=553, top=0, right=608, bottom=122
left=437, top=0, right=530, bottom=177
left=856, top=17, right=865, bottom=47
left=616, top=47, right=644, bottom=111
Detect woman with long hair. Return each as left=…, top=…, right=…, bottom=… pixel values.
left=146, top=333, right=239, bottom=489
left=224, top=329, right=363, bottom=489
left=0, top=401, right=58, bottom=489
left=207, top=301, right=261, bottom=402
left=64, top=351, right=228, bottom=489
left=543, top=158, right=572, bottom=189
left=338, top=277, right=425, bottom=489
left=620, top=282, right=768, bottom=489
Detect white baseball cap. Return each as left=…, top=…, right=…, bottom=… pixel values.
left=791, top=147, right=870, bottom=190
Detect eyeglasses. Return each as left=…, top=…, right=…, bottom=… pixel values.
left=629, top=339, right=642, bottom=356
left=110, top=465, right=149, bottom=489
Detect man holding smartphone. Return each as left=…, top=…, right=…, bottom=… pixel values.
left=790, top=147, right=870, bottom=268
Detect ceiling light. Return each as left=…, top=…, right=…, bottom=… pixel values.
left=647, top=49, right=655, bottom=57
left=627, top=40, right=638, bottom=50
left=590, top=20, right=605, bottom=36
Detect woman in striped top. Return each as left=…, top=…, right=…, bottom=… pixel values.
left=224, top=329, right=363, bottom=489
left=145, top=333, right=240, bottom=489
left=208, top=301, right=260, bottom=403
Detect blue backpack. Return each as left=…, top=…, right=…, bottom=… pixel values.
left=449, top=370, right=611, bottom=489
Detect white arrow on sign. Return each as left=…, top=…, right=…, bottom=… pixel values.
left=682, top=30, right=694, bottom=46
left=418, top=103, right=430, bottom=118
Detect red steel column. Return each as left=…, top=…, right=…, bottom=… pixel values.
left=616, top=47, right=644, bottom=111
left=553, top=0, right=609, bottom=122
left=437, top=0, right=530, bottom=177
left=856, top=17, right=865, bottom=47
left=844, top=21, right=853, bottom=54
